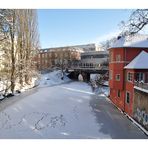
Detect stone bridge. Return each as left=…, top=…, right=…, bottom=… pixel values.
left=67, top=65, right=108, bottom=81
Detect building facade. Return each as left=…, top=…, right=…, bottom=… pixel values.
left=71, top=50, right=109, bottom=70
left=35, top=47, right=81, bottom=71
left=35, top=43, right=98, bottom=71
left=109, top=35, right=148, bottom=117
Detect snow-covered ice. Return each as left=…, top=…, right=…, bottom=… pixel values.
left=0, top=71, right=147, bottom=139
left=0, top=81, right=111, bottom=138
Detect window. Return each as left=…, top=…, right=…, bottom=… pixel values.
left=116, top=74, right=120, bottom=81
left=110, top=52, right=113, bottom=62
left=117, top=90, right=120, bottom=98
left=116, top=54, right=121, bottom=62
left=136, top=73, right=145, bottom=82
left=126, top=91, right=130, bottom=104
left=127, top=72, right=133, bottom=82
left=109, top=70, right=113, bottom=80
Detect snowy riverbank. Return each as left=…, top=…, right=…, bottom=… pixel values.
left=0, top=70, right=71, bottom=100
left=37, top=70, right=71, bottom=88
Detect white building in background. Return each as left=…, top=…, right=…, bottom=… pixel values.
left=71, top=50, right=109, bottom=70
left=80, top=50, right=109, bottom=68
left=95, top=43, right=105, bottom=51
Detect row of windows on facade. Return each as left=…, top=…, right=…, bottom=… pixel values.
left=38, top=59, right=70, bottom=64
left=38, top=52, right=78, bottom=59
left=39, top=49, right=79, bottom=53
left=110, top=53, right=121, bottom=62
left=81, top=54, right=108, bottom=59
left=109, top=72, right=146, bottom=82
left=72, top=63, right=103, bottom=68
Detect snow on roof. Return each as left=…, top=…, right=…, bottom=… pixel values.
left=124, top=51, right=148, bottom=69
left=110, top=34, right=148, bottom=48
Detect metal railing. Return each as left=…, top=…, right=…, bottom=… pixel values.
left=134, top=81, right=148, bottom=91
left=69, top=65, right=108, bottom=70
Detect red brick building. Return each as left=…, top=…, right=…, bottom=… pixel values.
left=35, top=47, right=81, bottom=71
left=109, top=35, right=148, bottom=117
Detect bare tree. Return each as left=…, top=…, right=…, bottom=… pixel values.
left=55, top=49, right=67, bottom=79
left=0, top=9, right=39, bottom=94
left=121, top=9, right=148, bottom=35
left=100, top=37, right=117, bottom=50
left=23, top=10, right=39, bottom=84
left=0, top=9, right=17, bottom=93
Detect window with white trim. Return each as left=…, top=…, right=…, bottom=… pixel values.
left=109, top=70, right=113, bottom=80
left=127, top=72, right=133, bottom=82
left=126, top=91, right=130, bottom=104
left=116, top=54, right=121, bottom=62
left=136, top=73, right=145, bottom=82
left=117, top=90, right=120, bottom=98
left=110, top=52, right=113, bottom=62
left=116, top=74, right=120, bottom=81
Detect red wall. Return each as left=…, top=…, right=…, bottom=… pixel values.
left=124, top=69, right=135, bottom=116
left=125, top=47, right=148, bottom=62
left=109, top=47, right=148, bottom=117
left=110, top=88, right=125, bottom=111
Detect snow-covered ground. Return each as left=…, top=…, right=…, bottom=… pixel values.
left=0, top=70, right=70, bottom=100
left=38, top=70, right=71, bottom=88
left=0, top=77, right=38, bottom=99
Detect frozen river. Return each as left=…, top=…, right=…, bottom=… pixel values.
left=0, top=81, right=147, bottom=139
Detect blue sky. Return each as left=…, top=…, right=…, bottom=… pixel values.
left=37, top=9, right=133, bottom=48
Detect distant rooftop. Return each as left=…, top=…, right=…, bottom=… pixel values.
left=41, top=43, right=96, bottom=50
left=110, top=34, right=148, bottom=49
left=124, top=51, right=148, bottom=69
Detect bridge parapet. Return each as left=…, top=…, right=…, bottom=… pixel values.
left=69, top=65, right=108, bottom=71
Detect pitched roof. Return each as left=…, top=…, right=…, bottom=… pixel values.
left=124, top=51, right=148, bottom=69
left=110, top=34, right=148, bottom=49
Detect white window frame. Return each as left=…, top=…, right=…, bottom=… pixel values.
left=109, top=70, right=113, bottom=80
left=116, top=54, right=121, bottom=62
left=127, top=72, right=133, bottom=82
left=126, top=91, right=130, bottom=104
left=117, top=90, right=121, bottom=98
left=136, top=72, right=145, bottom=82
left=116, top=74, right=120, bottom=81
left=110, top=52, right=113, bottom=62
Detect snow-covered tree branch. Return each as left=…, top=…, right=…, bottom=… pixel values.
left=121, top=9, right=148, bottom=35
